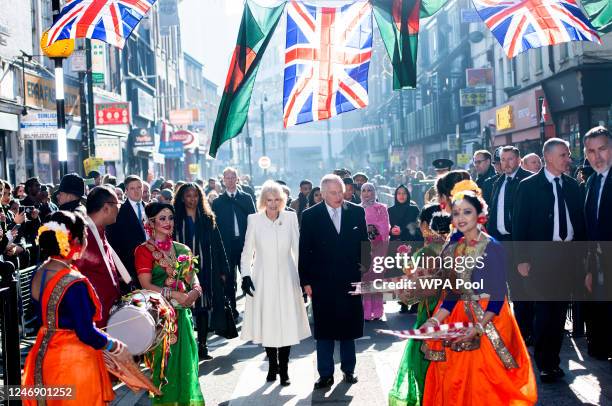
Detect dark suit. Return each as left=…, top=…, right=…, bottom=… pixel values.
left=107, top=200, right=147, bottom=290
left=482, top=173, right=501, bottom=206
left=513, top=169, right=586, bottom=372
left=487, top=167, right=531, bottom=241
left=583, top=169, right=612, bottom=359
left=299, top=201, right=369, bottom=378
left=212, top=190, right=256, bottom=315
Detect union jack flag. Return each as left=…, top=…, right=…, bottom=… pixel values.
left=283, top=0, right=373, bottom=127
left=45, top=0, right=156, bottom=49
left=472, top=0, right=601, bottom=58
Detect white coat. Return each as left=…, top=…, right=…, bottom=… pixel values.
left=240, top=210, right=311, bottom=347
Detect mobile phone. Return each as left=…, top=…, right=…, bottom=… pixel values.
left=19, top=206, right=34, bottom=214
left=11, top=224, right=21, bottom=232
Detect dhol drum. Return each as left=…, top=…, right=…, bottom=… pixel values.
left=107, top=290, right=176, bottom=355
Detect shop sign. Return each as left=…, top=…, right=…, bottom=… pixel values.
left=84, top=157, right=105, bottom=176
left=460, top=87, right=488, bottom=107
left=169, top=109, right=199, bottom=126
left=25, top=73, right=80, bottom=116
left=159, top=141, right=184, bottom=159
left=188, top=164, right=200, bottom=175
left=496, top=105, right=514, bottom=131
left=95, top=102, right=131, bottom=125
left=91, top=40, right=106, bottom=85
left=136, top=88, right=155, bottom=121
left=456, top=153, right=472, bottom=166
left=131, top=127, right=155, bottom=147
left=466, top=68, right=493, bottom=86
left=95, top=137, right=121, bottom=161
left=20, top=110, right=57, bottom=140
left=170, top=129, right=198, bottom=148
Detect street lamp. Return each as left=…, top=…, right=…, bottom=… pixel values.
left=260, top=94, right=268, bottom=177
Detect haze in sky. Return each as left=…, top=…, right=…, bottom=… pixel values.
left=179, top=0, right=244, bottom=88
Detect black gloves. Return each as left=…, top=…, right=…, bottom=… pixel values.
left=241, top=276, right=255, bottom=297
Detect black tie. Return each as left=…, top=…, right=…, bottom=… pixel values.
left=503, top=176, right=513, bottom=231
left=587, top=174, right=603, bottom=238
left=554, top=177, right=567, bottom=240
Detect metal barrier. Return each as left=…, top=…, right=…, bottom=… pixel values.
left=17, top=266, right=37, bottom=337
left=0, top=262, right=22, bottom=402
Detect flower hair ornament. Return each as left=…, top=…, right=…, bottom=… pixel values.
left=450, top=183, right=489, bottom=224
left=36, top=221, right=72, bottom=258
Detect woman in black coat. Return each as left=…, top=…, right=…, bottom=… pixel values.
left=388, top=185, right=422, bottom=243
left=174, top=183, right=230, bottom=359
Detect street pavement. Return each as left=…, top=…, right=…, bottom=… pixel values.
left=111, top=296, right=612, bottom=406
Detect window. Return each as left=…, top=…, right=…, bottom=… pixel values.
left=521, top=52, right=529, bottom=80
left=560, top=43, right=569, bottom=61
left=505, top=58, right=514, bottom=87
left=535, top=48, right=543, bottom=73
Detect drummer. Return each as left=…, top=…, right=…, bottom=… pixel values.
left=75, top=185, right=123, bottom=327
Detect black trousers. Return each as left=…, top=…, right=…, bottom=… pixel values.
left=533, top=301, right=568, bottom=371
left=194, top=310, right=209, bottom=350
left=585, top=301, right=612, bottom=358
left=225, top=238, right=243, bottom=316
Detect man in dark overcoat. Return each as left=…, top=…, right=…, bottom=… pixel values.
left=513, top=138, right=586, bottom=383
left=212, top=167, right=256, bottom=318
left=299, top=174, right=369, bottom=390
left=582, top=126, right=612, bottom=362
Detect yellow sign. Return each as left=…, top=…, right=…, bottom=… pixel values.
left=188, top=164, right=200, bottom=175
left=456, top=153, right=471, bottom=166
left=83, top=157, right=105, bottom=176
left=25, top=73, right=80, bottom=116
left=496, top=105, right=514, bottom=131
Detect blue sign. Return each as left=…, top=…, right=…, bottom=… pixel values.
left=461, top=9, right=481, bottom=23
left=159, top=141, right=184, bottom=159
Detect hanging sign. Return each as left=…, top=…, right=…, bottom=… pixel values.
left=95, top=102, right=131, bottom=125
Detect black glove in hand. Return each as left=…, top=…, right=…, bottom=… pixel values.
left=241, top=276, right=255, bottom=297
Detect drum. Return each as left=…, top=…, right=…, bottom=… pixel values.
left=107, top=290, right=174, bottom=355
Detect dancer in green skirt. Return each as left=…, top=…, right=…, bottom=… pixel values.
left=389, top=204, right=450, bottom=406
left=135, top=202, right=205, bottom=405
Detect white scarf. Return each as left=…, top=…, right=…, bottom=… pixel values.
left=85, top=216, right=132, bottom=284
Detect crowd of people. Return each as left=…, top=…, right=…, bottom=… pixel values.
left=5, top=125, right=611, bottom=405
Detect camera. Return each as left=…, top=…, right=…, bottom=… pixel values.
left=19, top=206, right=35, bottom=215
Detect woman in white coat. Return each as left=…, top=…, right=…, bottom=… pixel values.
left=240, top=180, right=311, bottom=386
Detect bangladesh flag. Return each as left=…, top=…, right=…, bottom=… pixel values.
left=373, top=0, right=446, bottom=90
left=582, top=0, right=612, bottom=33
left=209, top=0, right=285, bottom=157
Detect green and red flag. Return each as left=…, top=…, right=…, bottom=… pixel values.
left=582, top=0, right=612, bottom=33
left=373, top=0, right=446, bottom=90
left=373, top=0, right=421, bottom=89
left=209, top=0, right=285, bottom=157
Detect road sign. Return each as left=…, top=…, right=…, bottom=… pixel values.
left=258, top=156, right=271, bottom=169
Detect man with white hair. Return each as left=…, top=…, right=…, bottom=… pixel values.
left=299, top=174, right=369, bottom=390
left=522, top=153, right=542, bottom=173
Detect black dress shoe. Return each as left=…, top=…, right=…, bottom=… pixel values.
left=198, top=346, right=213, bottom=361
left=343, top=373, right=358, bottom=384
left=313, top=376, right=334, bottom=390
left=539, top=368, right=564, bottom=383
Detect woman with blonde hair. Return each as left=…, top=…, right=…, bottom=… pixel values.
left=240, top=180, right=311, bottom=386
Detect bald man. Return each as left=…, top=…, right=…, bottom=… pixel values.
left=522, top=153, right=542, bottom=173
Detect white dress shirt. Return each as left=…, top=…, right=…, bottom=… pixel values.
left=325, top=202, right=342, bottom=234
left=128, top=199, right=147, bottom=224
left=496, top=168, right=519, bottom=235
left=226, top=190, right=240, bottom=237
left=544, top=168, right=574, bottom=241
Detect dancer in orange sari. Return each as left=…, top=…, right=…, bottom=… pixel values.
left=421, top=181, right=537, bottom=406
left=22, top=211, right=130, bottom=405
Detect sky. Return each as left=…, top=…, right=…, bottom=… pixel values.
left=179, top=0, right=244, bottom=88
